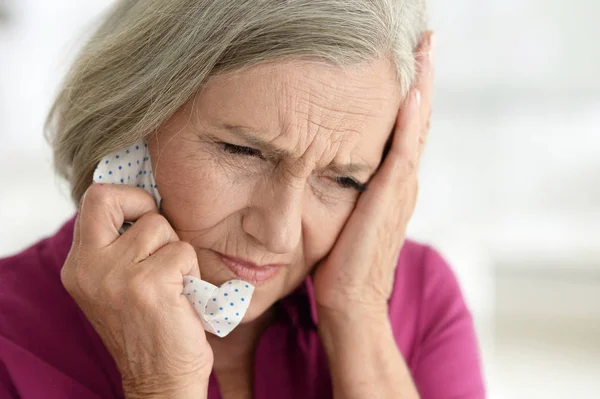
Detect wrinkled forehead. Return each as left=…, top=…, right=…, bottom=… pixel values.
left=192, top=60, right=402, bottom=165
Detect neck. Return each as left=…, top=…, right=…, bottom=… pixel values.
left=207, top=307, right=275, bottom=372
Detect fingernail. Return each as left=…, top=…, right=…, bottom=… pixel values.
left=415, top=90, right=421, bottom=107
left=119, top=221, right=134, bottom=235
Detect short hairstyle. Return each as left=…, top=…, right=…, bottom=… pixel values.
left=46, top=0, right=427, bottom=203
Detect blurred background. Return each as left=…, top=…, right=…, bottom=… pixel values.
left=0, top=1, right=598, bottom=398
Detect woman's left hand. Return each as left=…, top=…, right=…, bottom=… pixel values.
left=313, top=31, right=434, bottom=321
left=313, top=32, right=434, bottom=399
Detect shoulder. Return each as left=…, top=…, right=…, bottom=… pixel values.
left=389, top=240, right=463, bottom=326
left=396, top=240, right=473, bottom=340
left=0, top=221, right=115, bottom=398
left=0, top=232, right=75, bottom=341
left=0, top=233, right=82, bottom=365
left=0, top=217, right=77, bottom=318
left=393, top=239, right=459, bottom=292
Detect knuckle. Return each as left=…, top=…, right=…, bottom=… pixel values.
left=138, top=212, right=172, bottom=241
left=139, top=212, right=168, bottom=228
left=82, top=184, right=111, bottom=209
left=169, top=241, right=198, bottom=264
left=82, top=185, right=121, bottom=230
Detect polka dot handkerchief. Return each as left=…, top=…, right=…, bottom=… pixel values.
left=92, top=140, right=255, bottom=338
left=92, top=141, right=162, bottom=207
left=183, top=277, right=255, bottom=337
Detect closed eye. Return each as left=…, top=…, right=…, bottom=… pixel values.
left=221, top=142, right=264, bottom=159
left=221, top=142, right=366, bottom=192
left=335, top=176, right=367, bottom=192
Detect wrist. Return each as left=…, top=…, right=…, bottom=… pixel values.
left=317, top=305, right=392, bottom=354
left=317, top=302, right=390, bottom=329
left=317, top=306, right=418, bottom=399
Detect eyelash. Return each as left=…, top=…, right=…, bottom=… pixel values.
left=221, top=143, right=264, bottom=159
left=220, top=142, right=367, bottom=192
left=336, top=177, right=367, bottom=192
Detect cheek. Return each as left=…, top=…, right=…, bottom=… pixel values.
left=152, top=148, right=250, bottom=232
left=302, top=194, right=354, bottom=266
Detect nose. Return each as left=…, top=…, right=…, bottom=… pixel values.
left=242, top=178, right=303, bottom=254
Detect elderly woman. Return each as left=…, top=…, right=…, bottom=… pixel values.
left=0, top=1, right=484, bottom=398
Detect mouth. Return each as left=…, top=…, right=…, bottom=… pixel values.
left=214, top=251, right=285, bottom=286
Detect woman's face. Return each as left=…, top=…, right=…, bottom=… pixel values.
left=148, top=59, right=402, bottom=322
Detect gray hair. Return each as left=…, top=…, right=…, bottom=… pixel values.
left=46, top=0, right=427, bottom=203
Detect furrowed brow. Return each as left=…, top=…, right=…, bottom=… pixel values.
left=223, top=124, right=373, bottom=176
left=222, top=124, right=293, bottom=158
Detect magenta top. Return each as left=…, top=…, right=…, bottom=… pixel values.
left=0, top=217, right=485, bottom=399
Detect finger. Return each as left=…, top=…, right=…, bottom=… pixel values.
left=70, top=188, right=89, bottom=247
left=359, top=88, right=420, bottom=219
left=415, top=31, right=435, bottom=147
left=79, top=184, right=158, bottom=249
left=118, top=212, right=180, bottom=263
left=147, top=241, right=202, bottom=285
left=388, top=88, right=421, bottom=180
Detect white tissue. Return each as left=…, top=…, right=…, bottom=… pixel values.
left=92, top=140, right=255, bottom=337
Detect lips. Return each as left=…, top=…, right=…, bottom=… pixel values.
left=215, top=252, right=285, bottom=286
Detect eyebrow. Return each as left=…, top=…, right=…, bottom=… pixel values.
left=221, top=124, right=373, bottom=176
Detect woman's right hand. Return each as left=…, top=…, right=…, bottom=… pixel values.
left=61, top=184, right=213, bottom=399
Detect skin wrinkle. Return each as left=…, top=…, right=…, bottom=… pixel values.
left=289, top=67, right=389, bottom=181
left=289, top=101, right=361, bottom=185
left=49, top=1, right=431, bottom=393
left=153, top=107, right=197, bottom=183
left=295, top=64, right=388, bottom=126
left=148, top=58, right=401, bottom=325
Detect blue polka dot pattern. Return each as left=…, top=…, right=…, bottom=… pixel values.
left=92, top=140, right=162, bottom=206
left=93, top=141, right=254, bottom=339
left=182, top=276, right=255, bottom=338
